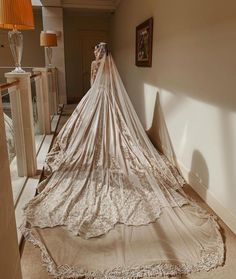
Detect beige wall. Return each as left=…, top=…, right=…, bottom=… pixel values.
left=42, top=7, right=67, bottom=104
left=64, top=10, right=110, bottom=103
left=22, top=9, right=45, bottom=68
left=111, top=0, right=236, bottom=233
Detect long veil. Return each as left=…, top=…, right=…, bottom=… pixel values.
left=22, top=44, right=224, bottom=278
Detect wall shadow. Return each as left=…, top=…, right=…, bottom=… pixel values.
left=145, top=91, right=211, bottom=205
left=146, top=92, right=164, bottom=154
left=146, top=92, right=182, bottom=167
left=188, top=149, right=226, bottom=262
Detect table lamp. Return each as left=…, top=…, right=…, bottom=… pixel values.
left=40, top=32, right=57, bottom=68
left=0, top=0, right=34, bottom=73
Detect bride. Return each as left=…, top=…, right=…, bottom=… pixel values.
left=22, top=42, right=224, bottom=278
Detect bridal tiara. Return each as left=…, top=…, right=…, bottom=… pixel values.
left=95, top=42, right=109, bottom=55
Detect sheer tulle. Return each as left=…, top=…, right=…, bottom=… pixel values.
left=4, top=113, right=15, bottom=162
left=21, top=50, right=224, bottom=278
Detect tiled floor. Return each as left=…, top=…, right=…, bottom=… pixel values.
left=21, top=105, right=236, bottom=279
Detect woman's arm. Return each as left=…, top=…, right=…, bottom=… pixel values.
left=91, top=60, right=98, bottom=87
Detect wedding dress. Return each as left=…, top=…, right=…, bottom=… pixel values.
left=22, top=43, right=224, bottom=278
left=4, top=113, right=15, bottom=162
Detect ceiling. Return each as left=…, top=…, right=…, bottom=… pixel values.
left=33, top=0, right=120, bottom=11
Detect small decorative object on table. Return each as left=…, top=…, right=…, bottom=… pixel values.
left=135, top=17, right=153, bottom=67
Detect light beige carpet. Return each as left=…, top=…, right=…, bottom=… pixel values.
left=21, top=105, right=236, bottom=279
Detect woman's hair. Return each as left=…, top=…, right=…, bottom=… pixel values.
left=95, top=42, right=109, bottom=56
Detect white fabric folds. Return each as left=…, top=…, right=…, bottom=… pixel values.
left=4, top=113, right=15, bottom=162
left=21, top=49, right=224, bottom=278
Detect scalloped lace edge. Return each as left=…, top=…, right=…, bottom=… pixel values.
left=20, top=200, right=224, bottom=279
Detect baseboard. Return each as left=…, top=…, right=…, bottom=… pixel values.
left=160, top=144, right=236, bottom=235
left=180, top=161, right=236, bottom=235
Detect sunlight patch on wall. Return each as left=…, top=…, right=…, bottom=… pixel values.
left=143, top=84, right=159, bottom=130
left=178, top=122, right=189, bottom=160
left=142, top=84, right=185, bottom=129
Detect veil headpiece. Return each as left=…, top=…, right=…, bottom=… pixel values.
left=94, top=42, right=109, bottom=60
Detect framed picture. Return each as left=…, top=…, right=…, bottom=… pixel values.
left=135, top=17, right=153, bottom=67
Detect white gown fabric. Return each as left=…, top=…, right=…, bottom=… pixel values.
left=4, top=113, right=15, bottom=162
left=22, top=44, right=224, bottom=278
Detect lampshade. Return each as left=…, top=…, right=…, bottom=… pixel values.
left=40, top=32, right=57, bottom=47
left=0, top=0, right=34, bottom=30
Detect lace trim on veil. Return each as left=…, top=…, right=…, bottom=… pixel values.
left=20, top=198, right=224, bottom=279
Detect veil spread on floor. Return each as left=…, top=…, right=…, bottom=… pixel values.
left=22, top=43, right=224, bottom=278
